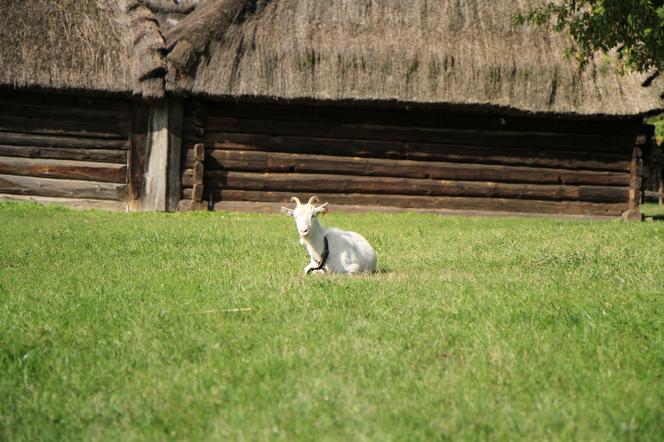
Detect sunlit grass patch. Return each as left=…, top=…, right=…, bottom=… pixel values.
left=1, top=202, right=663, bottom=440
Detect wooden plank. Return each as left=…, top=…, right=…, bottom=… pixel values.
left=0, top=157, right=126, bottom=183
left=0, top=131, right=128, bottom=149
left=182, top=184, right=205, bottom=202
left=212, top=190, right=627, bottom=217
left=0, top=145, right=127, bottom=164
left=212, top=200, right=617, bottom=220
left=623, top=146, right=643, bottom=221
left=192, top=149, right=629, bottom=186
left=194, top=102, right=640, bottom=136
left=177, top=199, right=207, bottom=211
left=0, top=91, right=132, bottom=114
left=193, top=143, right=205, bottom=161
left=0, top=116, right=129, bottom=139
left=203, top=171, right=629, bottom=203
left=167, top=98, right=183, bottom=212
left=185, top=134, right=631, bottom=172
left=202, top=116, right=632, bottom=152
left=128, top=102, right=149, bottom=210
left=0, top=102, right=131, bottom=126
left=181, top=162, right=204, bottom=187
left=142, top=101, right=170, bottom=211
left=0, top=193, right=127, bottom=211
left=0, top=174, right=127, bottom=200
left=191, top=183, right=204, bottom=202
left=192, top=149, right=268, bottom=171
left=177, top=199, right=193, bottom=211
left=644, top=190, right=664, bottom=198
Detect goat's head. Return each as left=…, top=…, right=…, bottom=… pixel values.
left=281, top=196, right=329, bottom=238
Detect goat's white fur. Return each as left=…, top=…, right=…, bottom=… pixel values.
left=281, top=196, right=377, bottom=275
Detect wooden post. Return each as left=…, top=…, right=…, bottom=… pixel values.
left=189, top=143, right=207, bottom=211
left=128, top=101, right=149, bottom=211
left=167, top=98, right=183, bottom=212
left=177, top=143, right=207, bottom=211
left=136, top=98, right=183, bottom=212
left=622, top=144, right=643, bottom=221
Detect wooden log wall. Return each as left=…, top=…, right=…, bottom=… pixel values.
left=0, top=91, right=130, bottom=210
left=178, top=101, right=207, bottom=211
left=182, top=101, right=643, bottom=218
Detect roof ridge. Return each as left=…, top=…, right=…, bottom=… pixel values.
left=164, top=0, right=254, bottom=85
left=122, top=0, right=168, bottom=99
left=118, top=0, right=255, bottom=99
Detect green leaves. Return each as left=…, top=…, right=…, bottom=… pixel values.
left=517, top=0, right=664, bottom=76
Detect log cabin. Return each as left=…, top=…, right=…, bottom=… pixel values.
left=1, top=0, right=663, bottom=219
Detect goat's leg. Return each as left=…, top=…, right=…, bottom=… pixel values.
left=303, top=259, right=326, bottom=275
left=303, top=260, right=316, bottom=275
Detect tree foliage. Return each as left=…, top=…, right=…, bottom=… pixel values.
left=516, top=1, right=664, bottom=79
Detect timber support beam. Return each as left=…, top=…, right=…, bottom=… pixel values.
left=622, top=128, right=648, bottom=222
left=128, top=97, right=183, bottom=212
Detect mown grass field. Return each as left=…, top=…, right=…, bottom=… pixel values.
left=1, top=202, right=663, bottom=441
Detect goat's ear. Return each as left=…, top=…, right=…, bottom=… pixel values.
left=314, top=202, right=329, bottom=215
left=281, top=207, right=294, bottom=217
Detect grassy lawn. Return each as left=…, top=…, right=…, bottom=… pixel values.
left=643, top=202, right=664, bottom=218
left=1, top=202, right=663, bottom=441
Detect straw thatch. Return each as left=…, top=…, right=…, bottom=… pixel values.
left=168, top=0, right=664, bottom=116
left=1, top=0, right=662, bottom=115
left=0, top=0, right=134, bottom=95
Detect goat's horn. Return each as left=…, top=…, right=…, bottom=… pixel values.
left=290, top=196, right=302, bottom=205
left=307, top=196, right=320, bottom=205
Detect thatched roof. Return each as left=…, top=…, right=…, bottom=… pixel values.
left=0, top=0, right=171, bottom=99
left=0, top=0, right=133, bottom=95
left=167, top=0, right=663, bottom=116
left=1, top=0, right=662, bottom=116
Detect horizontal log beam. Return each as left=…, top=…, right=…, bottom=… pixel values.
left=0, top=103, right=130, bottom=127
left=0, top=131, right=128, bottom=150
left=213, top=190, right=627, bottom=217
left=0, top=174, right=127, bottom=200
left=180, top=162, right=204, bottom=187
left=184, top=133, right=630, bottom=172
left=212, top=200, right=617, bottom=220
left=0, top=193, right=127, bottom=211
left=194, top=102, right=640, bottom=136
left=0, top=91, right=131, bottom=114
left=644, top=190, right=664, bottom=198
left=0, top=116, right=128, bottom=139
left=188, top=149, right=629, bottom=187
left=200, top=116, right=632, bottom=153
left=193, top=143, right=205, bottom=162
left=181, top=184, right=205, bottom=201
left=177, top=199, right=208, bottom=211
left=0, top=145, right=127, bottom=164
left=0, top=157, right=126, bottom=183
left=203, top=171, right=629, bottom=203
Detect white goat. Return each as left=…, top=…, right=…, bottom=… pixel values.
left=281, top=196, right=377, bottom=275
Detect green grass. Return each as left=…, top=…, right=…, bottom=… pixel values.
left=1, top=202, right=663, bottom=441
left=643, top=202, right=664, bottom=218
